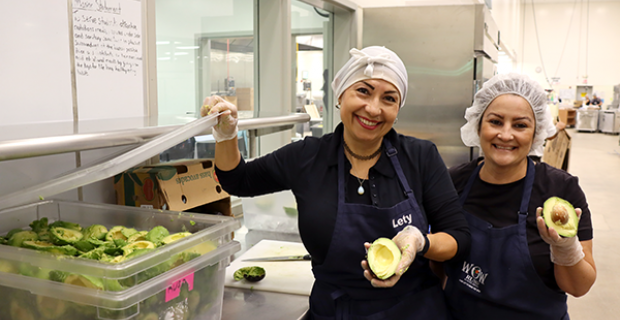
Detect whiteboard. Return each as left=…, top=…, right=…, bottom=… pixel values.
left=72, top=0, right=145, bottom=120
left=0, top=0, right=74, bottom=126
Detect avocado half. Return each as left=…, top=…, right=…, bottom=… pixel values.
left=542, top=197, right=578, bottom=237
left=367, top=237, right=402, bottom=280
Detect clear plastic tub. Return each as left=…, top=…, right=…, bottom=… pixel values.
left=0, top=240, right=240, bottom=319
left=241, top=190, right=299, bottom=234
left=0, top=200, right=240, bottom=292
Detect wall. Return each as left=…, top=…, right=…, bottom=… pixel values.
left=518, top=0, right=620, bottom=104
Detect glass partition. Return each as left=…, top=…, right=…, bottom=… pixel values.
left=155, top=0, right=254, bottom=162
left=292, top=0, right=333, bottom=138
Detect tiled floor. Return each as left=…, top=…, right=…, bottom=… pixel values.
left=564, top=129, right=620, bottom=319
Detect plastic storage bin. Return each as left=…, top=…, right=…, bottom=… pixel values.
left=0, top=241, right=240, bottom=320
left=0, top=200, right=241, bottom=319
left=241, top=190, right=299, bottom=234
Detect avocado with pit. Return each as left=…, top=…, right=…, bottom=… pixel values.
left=542, top=196, right=578, bottom=238
left=367, top=237, right=402, bottom=280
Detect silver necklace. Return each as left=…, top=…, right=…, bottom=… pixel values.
left=356, top=177, right=365, bottom=195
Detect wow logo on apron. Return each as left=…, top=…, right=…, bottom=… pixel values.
left=458, top=261, right=489, bottom=293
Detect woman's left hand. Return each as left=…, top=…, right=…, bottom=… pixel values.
left=536, top=207, right=585, bottom=266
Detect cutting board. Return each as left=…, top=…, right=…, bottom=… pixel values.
left=225, top=240, right=314, bottom=296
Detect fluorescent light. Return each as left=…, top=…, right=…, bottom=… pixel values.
left=176, top=46, right=200, bottom=50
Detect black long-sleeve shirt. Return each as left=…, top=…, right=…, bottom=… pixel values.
left=449, top=158, right=593, bottom=291
left=216, top=123, right=470, bottom=266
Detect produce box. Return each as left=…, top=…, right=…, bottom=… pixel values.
left=114, top=158, right=231, bottom=216
left=542, top=130, right=571, bottom=171
left=0, top=200, right=241, bottom=319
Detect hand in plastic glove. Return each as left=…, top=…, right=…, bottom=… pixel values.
left=200, top=95, right=238, bottom=142
left=360, top=225, right=426, bottom=288
left=536, top=207, right=585, bottom=266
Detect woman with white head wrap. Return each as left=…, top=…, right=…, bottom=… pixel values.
left=203, top=46, right=469, bottom=319
left=444, top=73, right=596, bottom=320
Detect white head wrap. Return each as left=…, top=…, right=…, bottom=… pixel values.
left=460, top=73, right=556, bottom=155
left=331, top=46, right=408, bottom=109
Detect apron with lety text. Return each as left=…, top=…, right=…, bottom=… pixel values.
left=310, top=139, right=448, bottom=320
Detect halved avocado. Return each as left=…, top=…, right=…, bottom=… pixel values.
left=233, top=266, right=266, bottom=282
left=49, top=227, right=83, bottom=245
left=127, top=231, right=148, bottom=242
left=161, top=232, right=192, bottom=245
left=543, top=197, right=578, bottom=237
left=105, top=226, right=129, bottom=241
left=367, top=237, right=402, bottom=280
left=121, top=240, right=156, bottom=256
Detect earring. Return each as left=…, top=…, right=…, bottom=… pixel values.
left=335, top=104, right=341, bottom=109
left=394, top=118, right=398, bottom=124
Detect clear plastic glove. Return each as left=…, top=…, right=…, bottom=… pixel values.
left=536, top=207, right=585, bottom=266
left=200, top=95, right=238, bottom=142
left=360, top=225, right=425, bottom=288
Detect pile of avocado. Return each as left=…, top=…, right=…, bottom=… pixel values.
left=0, top=217, right=193, bottom=265
left=0, top=217, right=223, bottom=319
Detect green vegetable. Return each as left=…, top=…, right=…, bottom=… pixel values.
left=21, top=240, right=77, bottom=256
left=82, top=224, right=108, bottom=240
left=6, top=228, right=25, bottom=239
left=367, top=238, right=402, bottom=280
left=542, top=196, right=578, bottom=238
left=49, top=227, right=83, bottom=245
left=8, top=231, right=38, bottom=247
left=145, top=226, right=170, bottom=245
left=29, top=217, right=49, bottom=233
left=121, top=227, right=139, bottom=238
left=73, top=240, right=95, bottom=253
left=37, top=230, right=52, bottom=242
left=127, top=230, right=148, bottom=242
left=161, top=232, right=192, bottom=245
left=10, top=299, right=36, bottom=320
left=0, top=259, right=17, bottom=273
left=49, top=221, right=82, bottom=231
left=233, top=266, right=266, bottom=282
left=79, top=247, right=107, bottom=260
left=36, top=295, right=67, bottom=319
left=0, top=237, right=7, bottom=245
left=121, top=240, right=156, bottom=256
left=105, top=226, right=130, bottom=241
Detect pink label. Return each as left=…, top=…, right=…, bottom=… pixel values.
left=165, top=273, right=195, bottom=302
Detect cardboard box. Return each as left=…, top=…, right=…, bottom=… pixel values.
left=542, top=130, right=571, bottom=171
left=114, top=159, right=231, bottom=215
left=236, top=87, right=254, bottom=111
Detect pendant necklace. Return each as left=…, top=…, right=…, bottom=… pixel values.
left=356, top=176, right=366, bottom=195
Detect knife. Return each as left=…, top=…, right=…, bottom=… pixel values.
left=242, top=254, right=311, bottom=262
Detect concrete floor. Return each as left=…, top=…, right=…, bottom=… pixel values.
left=564, top=129, right=620, bottom=319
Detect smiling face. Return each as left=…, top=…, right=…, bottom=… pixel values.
left=339, top=79, right=400, bottom=145
left=479, top=94, right=536, bottom=169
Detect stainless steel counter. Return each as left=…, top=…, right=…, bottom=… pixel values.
left=222, top=218, right=310, bottom=319
left=222, top=288, right=309, bottom=320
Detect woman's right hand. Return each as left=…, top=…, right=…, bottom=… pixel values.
left=201, top=95, right=239, bottom=142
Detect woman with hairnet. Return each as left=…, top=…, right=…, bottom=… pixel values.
left=202, top=46, right=470, bottom=319
left=444, top=73, right=596, bottom=319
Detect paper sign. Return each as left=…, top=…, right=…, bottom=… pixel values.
left=165, top=273, right=195, bottom=302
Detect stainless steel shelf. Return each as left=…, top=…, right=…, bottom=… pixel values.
left=0, top=114, right=310, bottom=161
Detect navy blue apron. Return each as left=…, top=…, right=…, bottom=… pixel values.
left=310, top=139, right=448, bottom=320
left=444, top=159, right=569, bottom=320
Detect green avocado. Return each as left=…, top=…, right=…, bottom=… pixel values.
left=367, top=237, right=402, bottom=280
left=233, top=266, right=266, bottom=282
left=7, top=231, right=39, bottom=247
left=542, top=196, right=578, bottom=237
